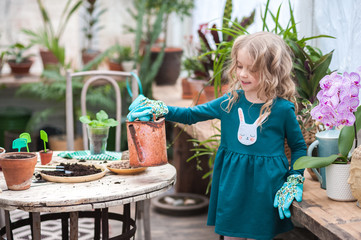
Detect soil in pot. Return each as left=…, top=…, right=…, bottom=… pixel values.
left=0, top=152, right=37, bottom=190
left=88, top=126, right=109, bottom=155
left=40, top=163, right=101, bottom=177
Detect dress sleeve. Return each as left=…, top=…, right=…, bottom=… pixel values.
left=284, top=102, right=307, bottom=176
left=165, top=95, right=227, bottom=125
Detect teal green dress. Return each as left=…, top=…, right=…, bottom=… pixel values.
left=165, top=90, right=306, bottom=239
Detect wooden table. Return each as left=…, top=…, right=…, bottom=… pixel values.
left=153, top=82, right=361, bottom=240
left=0, top=153, right=176, bottom=240
left=291, top=171, right=361, bottom=240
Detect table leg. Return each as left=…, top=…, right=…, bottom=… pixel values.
left=4, top=210, right=12, bottom=240
left=123, top=203, right=130, bottom=234
left=143, top=200, right=151, bottom=240
left=31, top=212, right=41, bottom=240
left=70, top=212, right=78, bottom=240
left=101, top=208, right=109, bottom=240
left=94, top=209, right=101, bottom=240
left=61, top=213, right=69, bottom=240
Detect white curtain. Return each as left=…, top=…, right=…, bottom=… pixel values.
left=313, top=0, right=361, bottom=73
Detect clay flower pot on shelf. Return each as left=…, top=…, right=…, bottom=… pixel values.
left=8, top=59, right=34, bottom=75
left=0, top=152, right=37, bottom=190
left=39, top=49, right=59, bottom=69
left=39, top=149, right=53, bottom=165
left=151, top=47, right=183, bottom=86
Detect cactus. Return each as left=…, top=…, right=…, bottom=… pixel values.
left=222, top=0, right=233, bottom=41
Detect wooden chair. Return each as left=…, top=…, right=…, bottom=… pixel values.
left=65, top=70, right=151, bottom=239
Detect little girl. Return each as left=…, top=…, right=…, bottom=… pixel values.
left=128, top=31, right=307, bottom=240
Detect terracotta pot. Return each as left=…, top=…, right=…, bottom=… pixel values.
left=187, top=78, right=208, bottom=105
left=39, top=49, right=59, bottom=69
left=107, top=60, right=124, bottom=71
left=151, top=47, right=183, bottom=86
left=0, top=152, right=37, bottom=190
left=181, top=78, right=193, bottom=99
left=8, top=59, right=33, bottom=74
left=127, top=117, right=167, bottom=167
left=39, top=149, right=53, bottom=165
left=203, top=84, right=230, bottom=102
left=82, top=49, right=101, bottom=66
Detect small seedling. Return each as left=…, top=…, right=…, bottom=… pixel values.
left=40, top=130, right=49, bottom=153
left=79, top=110, right=119, bottom=128
left=12, top=138, right=27, bottom=152
left=19, top=132, right=31, bottom=152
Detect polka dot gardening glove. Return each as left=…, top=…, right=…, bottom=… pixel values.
left=273, top=174, right=305, bottom=219
left=127, top=94, right=169, bottom=122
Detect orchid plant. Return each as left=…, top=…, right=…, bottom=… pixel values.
left=294, top=67, right=361, bottom=170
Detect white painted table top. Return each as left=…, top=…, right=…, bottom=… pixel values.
left=0, top=153, right=176, bottom=213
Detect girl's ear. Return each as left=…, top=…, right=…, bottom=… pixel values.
left=238, top=108, right=245, bottom=123
left=255, top=112, right=270, bottom=126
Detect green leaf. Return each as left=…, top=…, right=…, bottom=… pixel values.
left=96, top=110, right=108, bottom=122
left=104, top=119, right=119, bottom=127
left=311, top=51, right=334, bottom=95
left=293, top=154, right=340, bottom=170
left=338, top=125, right=355, bottom=157
left=79, top=115, right=91, bottom=124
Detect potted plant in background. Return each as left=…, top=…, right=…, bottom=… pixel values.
left=181, top=34, right=213, bottom=103
left=106, top=44, right=133, bottom=71
left=6, top=42, right=35, bottom=75
left=80, top=110, right=119, bottom=155
left=126, top=0, right=194, bottom=97
left=197, top=0, right=255, bottom=102
left=22, top=0, right=82, bottom=70
left=294, top=68, right=361, bottom=201
left=80, top=0, right=107, bottom=66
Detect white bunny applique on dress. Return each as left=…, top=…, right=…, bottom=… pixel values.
left=237, top=108, right=269, bottom=146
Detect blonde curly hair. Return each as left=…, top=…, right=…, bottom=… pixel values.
left=224, top=31, right=296, bottom=117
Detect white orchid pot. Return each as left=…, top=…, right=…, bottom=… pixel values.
left=326, top=163, right=356, bottom=201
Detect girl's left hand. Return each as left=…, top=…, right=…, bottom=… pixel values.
left=127, top=94, right=168, bottom=122
left=273, top=174, right=304, bottom=219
